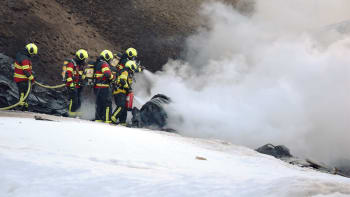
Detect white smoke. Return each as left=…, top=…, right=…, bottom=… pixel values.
left=135, top=0, right=350, bottom=164
left=78, top=88, right=96, bottom=120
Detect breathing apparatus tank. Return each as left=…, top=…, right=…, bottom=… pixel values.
left=82, top=61, right=95, bottom=86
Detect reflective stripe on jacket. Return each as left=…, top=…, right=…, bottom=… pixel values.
left=13, top=51, right=33, bottom=83
left=113, top=69, right=132, bottom=95
left=94, top=59, right=113, bottom=89
left=65, top=60, right=84, bottom=88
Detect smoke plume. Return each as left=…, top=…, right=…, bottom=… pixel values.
left=135, top=0, right=350, bottom=164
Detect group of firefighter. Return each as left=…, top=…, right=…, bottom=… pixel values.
left=13, top=43, right=143, bottom=125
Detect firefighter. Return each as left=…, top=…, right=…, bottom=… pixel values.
left=115, top=47, right=138, bottom=71
left=13, top=43, right=38, bottom=110
left=65, top=49, right=88, bottom=117
left=110, top=48, right=140, bottom=90
left=94, top=50, right=114, bottom=123
left=111, top=60, right=140, bottom=125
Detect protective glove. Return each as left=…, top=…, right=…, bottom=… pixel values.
left=28, top=75, right=35, bottom=84
left=139, top=66, right=145, bottom=72
left=69, top=82, right=75, bottom=90
left=120, top=79, right=126, bottom=87
left=123, top=81, right=129, bottom=89
left=109, top=73, right=114, bottom=81
left=118, top=79, right=128, bottom=89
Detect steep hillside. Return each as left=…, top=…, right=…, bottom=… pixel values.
left=0, top=0, right=115, bottom=83
left=0, top=0, right=247, bottom=84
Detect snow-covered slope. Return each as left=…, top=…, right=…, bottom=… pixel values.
left=0, top=112, right=350, bottom=197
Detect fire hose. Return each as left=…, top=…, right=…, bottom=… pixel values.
left=34, top=81, right=65, bottom=89
left=0, top=81, right=32, bottom=110
left=0, top=81, right=65, bottom=110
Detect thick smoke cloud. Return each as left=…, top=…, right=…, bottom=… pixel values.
left=134, top=1, right=350, bottom=164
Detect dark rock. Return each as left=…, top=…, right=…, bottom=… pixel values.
left=257, top=143, right=350, bottom=178
left=256, top=144, right=292, bottom=158
left=131, top=94, right=171, bottom=130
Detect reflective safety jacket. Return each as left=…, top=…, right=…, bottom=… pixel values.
left=113, top=67, right=133, bottom=95
left=13, top=50, right=34, bottom=83
left=116, top=52, right=141, bottom=71
left=65, top=59, right=84, bottom=88
left=94, top=59, right=113, bottom=88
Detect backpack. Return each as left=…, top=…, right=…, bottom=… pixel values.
left=82, top=60, right=96, bottom=86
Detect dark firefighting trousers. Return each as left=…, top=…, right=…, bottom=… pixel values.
left=16, top=81, right=29, bottom=109
left=111, top=90, right=127, bottom=124
left=94, top=88, right=112, bottom=122
left=68, top=87, right=83, bottom=116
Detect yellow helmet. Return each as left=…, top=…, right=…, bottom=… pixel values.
left=100, top=50, right=113, bottom=61
left=126, top=48, right=137, bottom=59
left=125, top=60, right=137, bottom=72
left=25, top=43, right=38, bottom=55
left=76, top=49, right=88, bottom=60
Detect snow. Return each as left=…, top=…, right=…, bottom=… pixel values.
left=0, top=114, right=350, bottom=197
